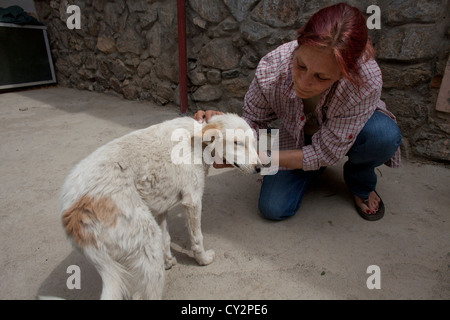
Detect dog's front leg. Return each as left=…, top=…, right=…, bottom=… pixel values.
left=182, top=198, right=215, bottom=266
left=156, top=212, right=177, bottom=269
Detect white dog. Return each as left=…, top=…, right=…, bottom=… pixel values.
left=60, top=113, right=261, bottom=299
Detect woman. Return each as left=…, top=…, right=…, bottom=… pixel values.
left=195, top=3, right=402, bottom=221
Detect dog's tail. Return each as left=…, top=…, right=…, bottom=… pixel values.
left=84, top=247, right=133, bottom=300
left=82, top=204, right=165, bottom=299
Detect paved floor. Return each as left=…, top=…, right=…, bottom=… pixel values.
left=0, top=87, right=449, bottom=300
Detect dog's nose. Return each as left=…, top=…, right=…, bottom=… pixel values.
left=255, top=166, right=261, bottom=173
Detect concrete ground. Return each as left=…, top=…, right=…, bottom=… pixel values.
left=0, top=87, right=449, bottom=300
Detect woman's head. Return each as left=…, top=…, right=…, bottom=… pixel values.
left=295, top=2, right=374, bottom=87
left=292, top=45, right=341, bottom=99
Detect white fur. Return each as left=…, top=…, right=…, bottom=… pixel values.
left=60, top=113, right=261, bottom=299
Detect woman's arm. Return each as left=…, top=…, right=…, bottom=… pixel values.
left=278, top=150, right=304, bottom=169
left=262, top=149, right=303, bottom=170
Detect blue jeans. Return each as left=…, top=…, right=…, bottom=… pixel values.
left=258, top=111, right=402, bottom=221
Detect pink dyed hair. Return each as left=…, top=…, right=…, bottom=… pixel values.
left=297, top=2, right=375, bottom=85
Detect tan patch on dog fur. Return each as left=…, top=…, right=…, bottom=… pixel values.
left=62, top=195, right=121, bottom=247
left=201, top=122, right=224, bottom=146
left=202, top=122, right=223, bottom=134
left=189, top=122, right=224, bottom=149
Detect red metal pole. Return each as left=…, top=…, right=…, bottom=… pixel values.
left=177, top=0, right=188, bottom=114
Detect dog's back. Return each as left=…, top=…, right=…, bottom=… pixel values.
left=61, top=116, right=202, bottom=213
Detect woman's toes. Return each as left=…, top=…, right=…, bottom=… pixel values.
left=368, top=192, right=381, bottom=213
left=354, top=195, right=371, bottom=214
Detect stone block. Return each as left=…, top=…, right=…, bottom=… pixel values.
left=376, top=25, right=439, bottom=61
left=412, top=122, right=450, bottom=161
left=188, top=69, right=207, bottom=86
left=223, top=0, right=259, bottom=22
left=137, top=60, right=152, bottom=78
left=116, top=28, right=142, bottom=55
left=222, top=77, right=251, bottom=99
left=192, top=84, right=223, bottom=102
left=110, top=59, right=129, bottom=81
left=104, top=2, right=128, bottom=33
left=240, top=19, right=274, bottom=43
left=155, top=82, right=174, bottom=104
left=199, top=38, right=242, bottom=70
left=380, top=63, right=432, bottom=89
left=96, top=36, right=116, bottom=54
left=385, top=0, right=442, bottom=26
left=250, top=0, right=303, bottom=28
left=207, top=69, right=222, bottom=84
left=381, top=89, right=429, bottom=136
left=127, top=0, right=147, bottom=13
left=189, top=0, right=229, bottom=23
left=123, top=85, right=139, bottom=100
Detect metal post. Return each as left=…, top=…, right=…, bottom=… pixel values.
left=177, top=0, right=188, bottom=114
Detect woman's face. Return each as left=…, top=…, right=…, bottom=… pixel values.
left=292, top=45, right=342, bottom=99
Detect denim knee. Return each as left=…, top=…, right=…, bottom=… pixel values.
left=257, top=169, right=323, bottom=221
left=370, top=119, right=402, bottom=157
left=258, top=198, right=299, bottom=221
left=348, top=111, right=402, bottom=166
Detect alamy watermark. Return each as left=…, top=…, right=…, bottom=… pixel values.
left=66, top=265, right=81, bottom=290
left=66, top=5, right=81, bottom=30
left=64, top=4, right=382, bottom=30
left=65, top=264, right=382, bottom=291
left=366, top=5, right=381, bottom=30
left=366, top=265, right=381, bottom=289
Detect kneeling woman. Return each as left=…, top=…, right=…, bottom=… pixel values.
left=195, top=3, right=402, bottom=221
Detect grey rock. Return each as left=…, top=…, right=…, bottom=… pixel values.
left=207, top=69, right=222, bottom=84
left=199, top=38, right=242, bottom=70
left=385, top=0, right=443, bottom=26
left=412, top=122, right=450, bottom=161
left=192, top=84, right=223, bottom=102
left=96, top=36, right=117, bottom=54
left=116, top=29, right=142, bottom=55
left=381, top=63, right=433, bottom=89
left=223, top=0, right=259, bottom=22
left=251, top=0, right=303, bottom=28
left=240, top=20, right=274, bottom=43
left=377, top=26, right=439, bottom=61
left=189, top=0, right=229, bottom=23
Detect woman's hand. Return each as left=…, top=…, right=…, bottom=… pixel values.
left=193, top=110, right=224, bottom=123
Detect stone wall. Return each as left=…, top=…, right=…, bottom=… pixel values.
left=34, top=0, right=450, bottom=163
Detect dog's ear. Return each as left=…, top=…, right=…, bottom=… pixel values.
left=201, top=122, right=223, bottom=147
left=190, top=122, right=223, bottom=150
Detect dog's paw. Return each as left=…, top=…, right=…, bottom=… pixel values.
left=195, top=249, right=215, bottom=266
left=165, top=256, right=177, bottom=270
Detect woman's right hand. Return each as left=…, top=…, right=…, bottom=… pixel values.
left=193, top=110, right=224, bottom=123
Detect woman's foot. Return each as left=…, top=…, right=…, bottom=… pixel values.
left=354, top=191, right=380, bottom=215
left=353, top=191, right=385, bottom=221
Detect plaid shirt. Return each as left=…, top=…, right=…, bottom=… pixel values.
left=242, top=40, right=401, bottom=171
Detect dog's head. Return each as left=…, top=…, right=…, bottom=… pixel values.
left=201, top=113, right=262, bottom=174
